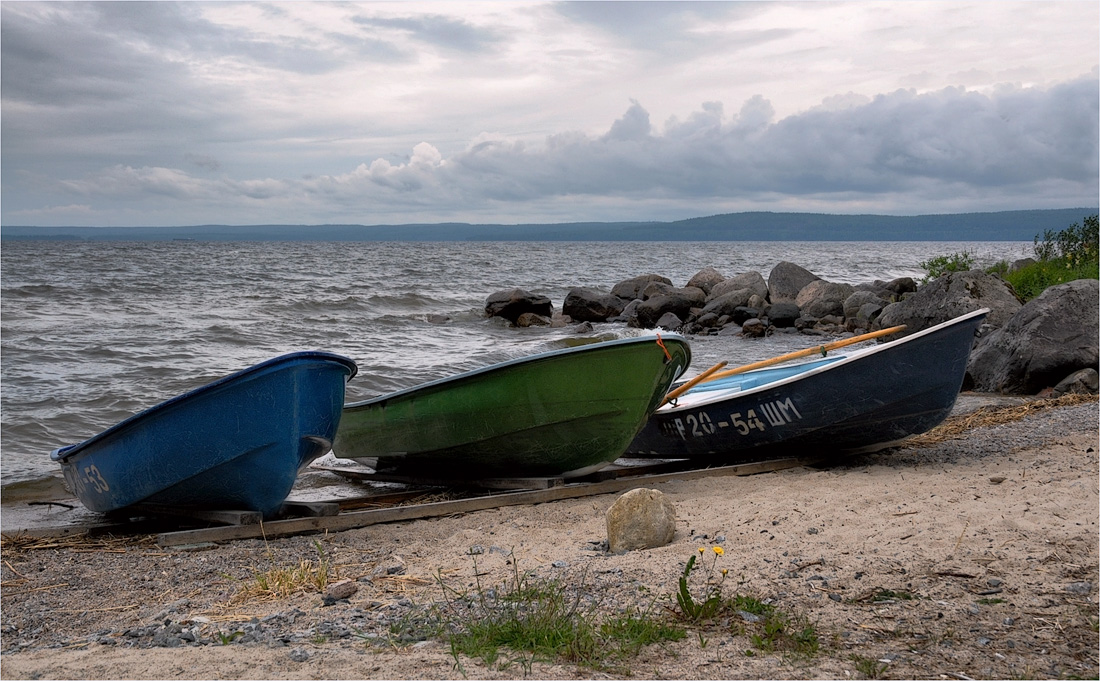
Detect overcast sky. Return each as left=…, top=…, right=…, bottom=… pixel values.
left=2, top=1, right=1097, bottom=228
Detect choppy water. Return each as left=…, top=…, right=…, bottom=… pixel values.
left=1, top=239, right=1031, bottom=488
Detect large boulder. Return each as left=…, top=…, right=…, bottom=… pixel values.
left=611, top=274, right=672, bottom=301
left=606, top=488, right=677, bottom=554
left=875, top=271, right=1023, bottom=336
left=686, top=267, right=725, bottom=296
left=563, top=287, right=625, bottom=323
left=967, top=279, right=1100, bottom=394
left=843, top=290, right=887, bottom=320
left=485, top=288, right=553, bottom=324
left=766, top=301, right=801, bottom=328
left=768, top=261, right=820, bottom=302
left=796, top=280, right=855, bottom=319
left=635, top=289, right=703, bottom=329
left=710, top=271, right=769, bottom=303
left=699, top=288, right=757, bottom=319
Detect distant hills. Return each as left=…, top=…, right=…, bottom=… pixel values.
left=3, top=208, right=1097, bottom=242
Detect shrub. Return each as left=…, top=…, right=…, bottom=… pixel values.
left=918, top=251, right=975, bottom=283
left=1005, top=214, right=1099, bottom=300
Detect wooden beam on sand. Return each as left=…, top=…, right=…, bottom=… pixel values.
left=155, top=457, right=814, bottom=547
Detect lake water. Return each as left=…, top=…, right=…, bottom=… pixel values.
left=0, top=239, right=1032, bottom=488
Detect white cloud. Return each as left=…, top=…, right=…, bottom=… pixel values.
left=1, top=1, right=1096, bottom=226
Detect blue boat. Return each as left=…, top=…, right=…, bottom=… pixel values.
left=51, top=351, right=358, bottom=517
left=628, top=309, right=988, bottom=461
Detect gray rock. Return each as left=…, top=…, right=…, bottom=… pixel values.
left=563, top=287, right=626, bottom=322
left=796, top=280, right=856, bottom=319
left=843, top=290, right=887, bottom=320
left=325, top=579, right=358, bottom=601
left=611, top=274, right=672, bottom=301
left=1009, top=257, right=1037, bottom=272
left=700, top=289, right=757, bottom=318
left=768, top=261, right=820, bottom=302
left=606, top=488, right=677, bottom=553
left=686, top=267, right=725, bottom=295
left=741, top=318, right=767, bottom=337
left=711, top=271, right=769, bottom=303
left=655, top=311, right=683, bottom=330
left=289, top=648, right=310, bottom=662
left=514, top=312, right=551, bottom=327
left=967, top=279, right=1099, bottom=394
left=484, top=288, right=553, bottom=324
left=767, top=301, right=800, bottom=328
left=1052, top=368, right=1099, bottom=396
left=635, top=290, right=702, bottom=329
left=875, top=271, right=1023, bottom=337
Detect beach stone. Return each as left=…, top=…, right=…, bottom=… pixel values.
left=767, top=301, right=800, bottom=328
left=710, top=271, right=769, bottom=303
left=768, top=261, right=820, bottom=302
left=1052, top=368, right=1099, bottom=396
left=1010, top=257, right=1037, bottom=272
left=606, top=488, right=677, bottom=553
left=843, top=290, right=886, bottom=320
left=563, top=287, right=625, bottom=322
left=514, top=312, right=551, bottom=327
left=655, top=311, right=683, bottom=330
left=611, top=274, right=672, bottom=301
left=875, top=270, right=1023, bottom=337
left=686, top=267, right=725, bottom=295
left=968, top=279, right=1099, bottom=394
left=484, top=288, right=553, bottom=324
left=796, top=280, right=855, bottom=319
left=699, top=288, right=757, bottom=318
left=741, top=318, right=767, bottom=337
left=635, top=290, right=700, bottom=329
left=325, top=579, right=358, bottom=601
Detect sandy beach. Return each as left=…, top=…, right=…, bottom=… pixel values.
left=2, top=395, right=1097, bottom=680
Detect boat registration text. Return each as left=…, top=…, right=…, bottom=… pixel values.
left=661, top=397, right=803, bottom=439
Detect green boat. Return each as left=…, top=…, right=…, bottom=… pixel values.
left=332, top=334, right=691, bottom=479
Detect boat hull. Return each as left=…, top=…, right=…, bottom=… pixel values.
left=333, top=334, right=691, bottom=478
left=628, top=310, right=988, bottom=461
left=52, top=351, right=358, bottom=516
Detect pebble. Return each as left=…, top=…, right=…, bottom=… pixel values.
left=289, top=648, right=310, bottom=662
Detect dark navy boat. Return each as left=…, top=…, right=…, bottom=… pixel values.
left=628, top=309, right=988, bottom=461
left=51, top=351, right=358, bottom=517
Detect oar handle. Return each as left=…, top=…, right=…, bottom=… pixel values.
left=703, top=324, right=907, bottom=384
left=660, top=361, right=728, bottom=406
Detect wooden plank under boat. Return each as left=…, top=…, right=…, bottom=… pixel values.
left=627, top=309, right=989, bottom=461
left=51, top=351, right=358, bottom=517
left=332, top=334, right=691, bottom=479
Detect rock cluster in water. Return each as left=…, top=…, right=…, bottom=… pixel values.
left=484, top=261, right=1099, bottom=397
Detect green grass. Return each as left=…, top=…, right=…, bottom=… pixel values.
left=435, top=553, right=684, bottom=673
left=851, top=653, right=889, bottom=679
left=1002, top=258, right=1098, bottom=301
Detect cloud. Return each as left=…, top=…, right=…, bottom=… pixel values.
left=35, top=74, right=1091, bottom=226
left=1, top=1, right=1096, bottom=226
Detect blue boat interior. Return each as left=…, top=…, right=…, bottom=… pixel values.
left=688, top=356, right=844, bottom=393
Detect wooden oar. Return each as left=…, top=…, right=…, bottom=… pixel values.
left=660, top=361, right=728, bottom=406
left=700, top=324, right=907, bottom=384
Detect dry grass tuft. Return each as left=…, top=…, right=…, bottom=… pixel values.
left=907, top=393, right=1098, bottom=447
left=0, top=532, right=156, bottom=554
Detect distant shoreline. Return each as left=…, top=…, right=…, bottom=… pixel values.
left=3, top=208, right=1096, bottom=242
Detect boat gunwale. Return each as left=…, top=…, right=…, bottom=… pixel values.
left=658, top=308, right=989, bottom=413
left=343, top=332, right=690, bottom=410
left=51, top=351, right=359, bottom=462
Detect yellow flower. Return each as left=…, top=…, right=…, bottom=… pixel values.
left=698, top=547, right=705, bottom=553
left=713, top=546, right=724, bottom=556
left=721, top=568, right=728, bottom=576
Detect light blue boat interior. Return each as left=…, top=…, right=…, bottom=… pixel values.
left=686, top=356, right=843, bottom=393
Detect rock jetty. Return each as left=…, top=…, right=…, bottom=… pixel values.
left=485, top=262, right=1099, bottom=397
